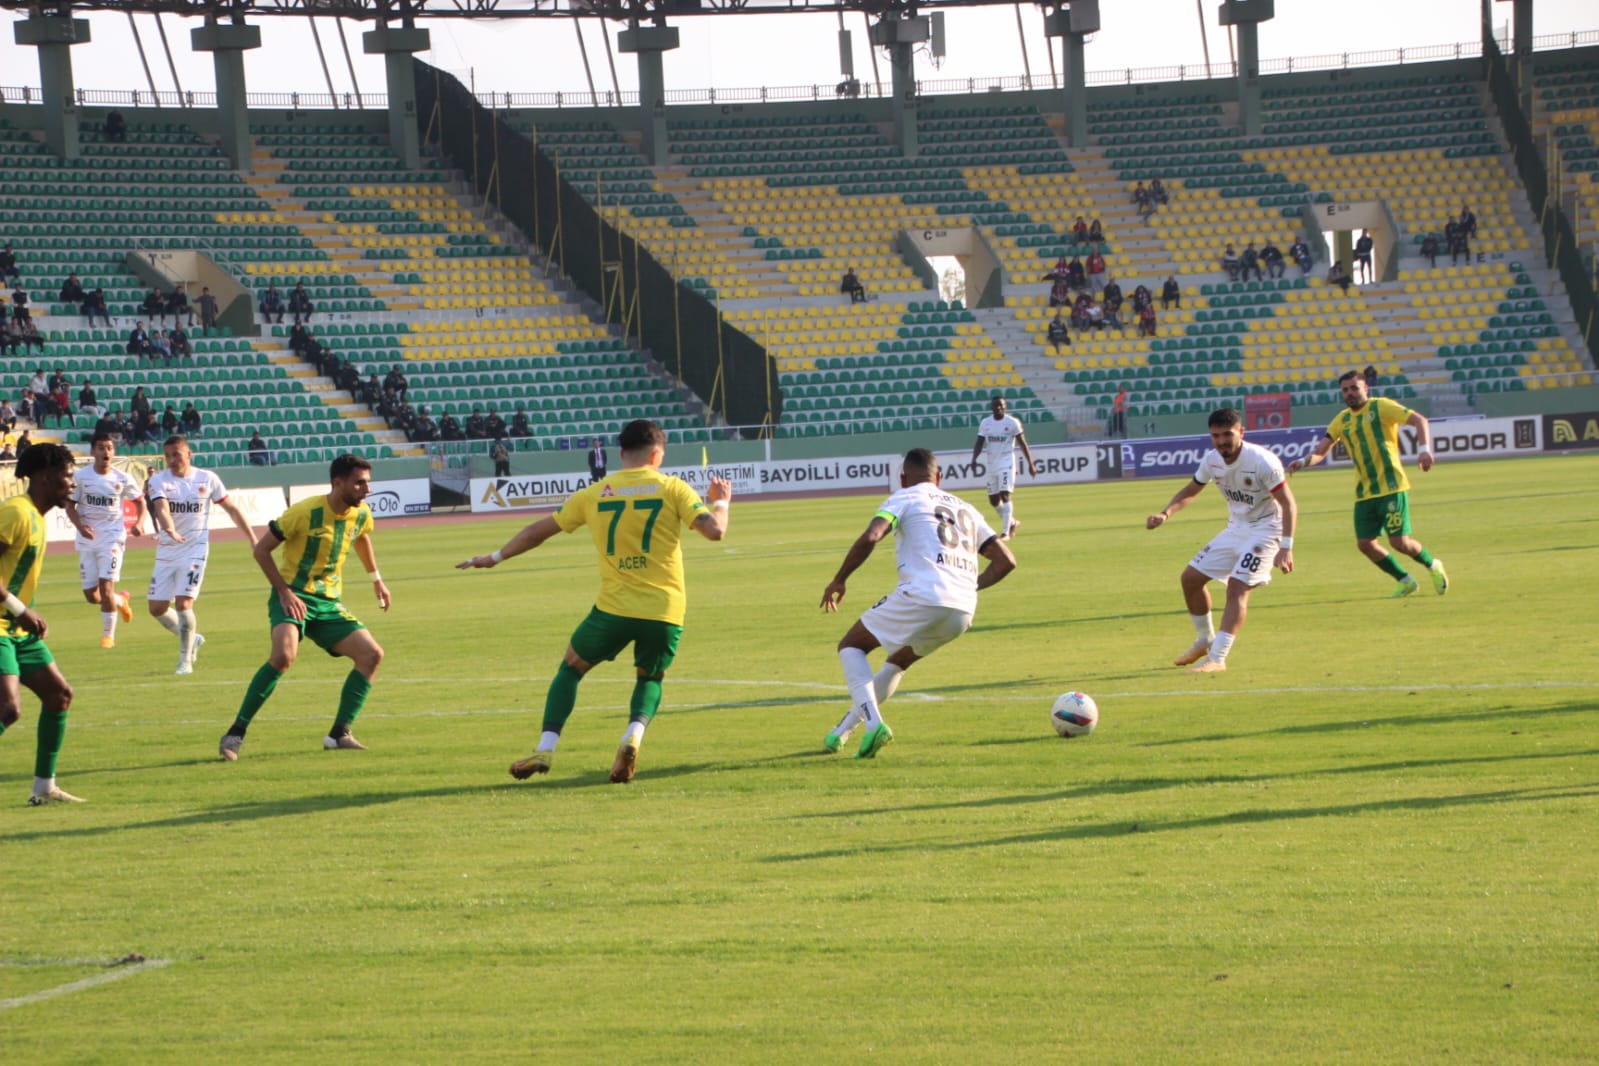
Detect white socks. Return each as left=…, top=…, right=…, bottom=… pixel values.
left=831, top=659, right=903, bottom=738
left=537, top=730, right=560, bottom=753
left=873, top=664, right=904, bottom=704
left=1190, top=613, right=1215, bottom=642
left=177, top=608, right=198, bottom=662
left=154, top=607, right=182, bottom=636
left=997, top=500, right=1014, bottom=534
left=620, top=721, right=646, bottom=748
left=101, top=609, right=116, bottom=639
left=839, top=646, right=882, bottom=727
left=1209, top=631, right=1236, bottom=663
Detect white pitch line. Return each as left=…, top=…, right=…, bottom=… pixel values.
left=0, top=958, right=171, bottom=1011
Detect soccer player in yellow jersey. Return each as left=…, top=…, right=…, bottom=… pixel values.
left=1290, top=371, right=1448, bottom=598
left=0, top=444, right=85, bottom=805
left=219, top=455, right=391, bottom=760
left=458, top=420, right=731, bottom=784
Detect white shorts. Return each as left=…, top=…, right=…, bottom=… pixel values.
left=860, top=589, right=974, bottom=658
left=77, top=538, right=127, bottom=588
left=1188, top=526, right=1281, bottom=587
left=148, top=544, right=211, bottom=602
left=985, top=462, right=1017, bottom=497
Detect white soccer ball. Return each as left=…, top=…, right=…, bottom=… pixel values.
left=1050, top=691, right=1099, bottom=737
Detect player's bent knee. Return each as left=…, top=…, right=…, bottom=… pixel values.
left=49, top=684, right=74, bottom=712
left=0, top=704, right=19, bottom=727
left=147, top=602, right=169, bottom=617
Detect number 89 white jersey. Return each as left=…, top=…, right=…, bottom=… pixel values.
left=875, top=481, right=998, bottom=614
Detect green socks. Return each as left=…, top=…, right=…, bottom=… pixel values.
left=232, top=663, right=284, bottom=733
left=629, top=676, right=663, bottom=725
left=334, top=669, right=372, bottom=729
left=1375, top=554, right=1410, bottom=581
left=34, top=709, right=67, bottom=779
left=1415, top=548, right=1435, bottom=568
left=541, top=662, right=584, bottom=734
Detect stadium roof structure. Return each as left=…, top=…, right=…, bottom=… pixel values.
left=0, top=0, right=1057, bottom=21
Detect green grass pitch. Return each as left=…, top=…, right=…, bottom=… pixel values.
left=2, top=453, right=1596, bottom=1063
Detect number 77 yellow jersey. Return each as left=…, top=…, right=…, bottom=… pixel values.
left=874, top=481, right=998, bottom=613
left=553, top=467, right=709, bottom=626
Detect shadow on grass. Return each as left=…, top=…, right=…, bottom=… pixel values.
left=765, top=781, right=1599, bottom=861
left=1140, top=698, right=1599, bottom=747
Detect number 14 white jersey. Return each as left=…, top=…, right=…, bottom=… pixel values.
left=875, top=481, right=998, bottom=613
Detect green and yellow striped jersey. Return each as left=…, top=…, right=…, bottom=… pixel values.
left=270, top=495, right=374, bottom=600
left=1325, top=397, right=1414, bottom=501
left=0, top=494, right=46, bottom=637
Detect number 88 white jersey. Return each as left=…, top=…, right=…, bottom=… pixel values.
left=875, top=481, right=998, bottom=614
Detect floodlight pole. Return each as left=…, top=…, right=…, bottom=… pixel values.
left=192, top=18, right=262, bottom=171
left=13, top=12, right=90, bottom=160
left=1043, top=0, right=1097, bottom=147
left=363, top=23, right=432, bottom=170
left=618, top=20, right=680, bottom=166
left=1217, top=0, right=1273, bottom=137
left=869, top=14, right=929, bottom=159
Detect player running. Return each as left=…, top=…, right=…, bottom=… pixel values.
left=820, top=447, right=1017, bottom=757
left=1146, top=407, right=1297, bottom=674
left=63, top=433, right=146, bottom=648
left=971, top=395, right=1036, bottom=540
left=145, top=435, right=256, bottom=674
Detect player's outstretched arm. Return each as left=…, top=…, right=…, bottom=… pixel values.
left=1406, top=411, right=1435, bottom=472
left=352, top=533, right=391, bottom=611
left=976, top=536, right=1017, bottom=591
left=820, top=517, right=892, bottom=612
left=1288, top=435, right=1335, bottom=474
left=1017, top=433, right=1037, bottom=477
left=1273, top=480, right=1298, bottom=575
left=218, top=497, right=257, bottom=546
left=1147, top=479, right=1205, bottom=529
left=252, top=526, right=305, bottom=621
left=457, top=515, right=561, bottom=569
left=692, top=476, right=732, bottom=541
left=129, top=495, right=149, bottom=538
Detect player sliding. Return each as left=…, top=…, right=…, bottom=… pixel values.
left=971, top=395, right=1036, bottom=540
left=1146, top=407, right=1297, bottom=673
left=821, top=448, right=1017, bottom=757
left=457, top=420, right=730, bottom=784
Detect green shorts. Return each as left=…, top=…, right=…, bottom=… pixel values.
left=1354, top=491, right=1412, bottom=540
left=570, top=607, right=683, bottom=677
left=0, top=633, right=55, bottom=677
left=268, top=590, right=366, bottom=656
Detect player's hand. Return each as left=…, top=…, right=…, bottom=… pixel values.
left=128, top=524, right=145, bottom=538
left=373, top=579, right=391, bottom=612
left=13, top=608, right=46, bottom=638
left=77, top=526, right=95, bottom=541
left=1146, top=512, right=1167, bottom=530
left=455, top=554, right=498, bottom=569
left=1417, top=449, right=1434, bottom=473
left=277, top=587, right=307, bottom=621
left=820, top=580, right=847, bottom=612
left=1286, top=459, right=1304, bottom=474
left=166, top=528, right=186, bottom=543
left=705, top=476, right=732, bottom=504
left=1276, top=548, right=1294, bottom=575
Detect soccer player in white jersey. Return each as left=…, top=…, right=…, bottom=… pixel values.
left=145, top=435, right=257, bottom=674
left=1145, top=408, right=1298, bottom=674
left=970, top=395, right=1036, bottom=540
left=820, top=448, right=1017, bottom=757
left=62, top=433, right=146, bottom=648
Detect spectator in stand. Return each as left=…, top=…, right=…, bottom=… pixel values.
left=1327, top=260, right=1353, bottom=294
left=58, top=272, right=85, bottom=305
left=247, top=430, right=272, bottom=466
left=336, top=360, right=360, bottom=394
left=490, top=436, right=512, bottom=477
left=1086, top=248, right=1107, bottom=294
left=1352, top=230, right=1375, bottom=284
left=19, top=318, right=45, bottom=355
left=165, top=283, right=192, bottom=328
left=1088, top=219, right=1105, bottom=245
left=1110, top=384, right=1129, bottom=438
left=1420, top=233, right=1440, bottom=268
left=1047, top=311, right=1070, bottom=354
left=1459, top=205, right=1477, bottom=241
left=83, top=288, right=112, bottom=328
left=1103, top=295, right=1126, bottom=333
left=1070, top=293, right=1094, bottom=331
left=465, top=406, right=487, bottom=440
left=0, top=442, right=13, bottom=462
left=259, top=283, right=285, bottom=324
left=78, top=379, right=103, bottom=421
left=359, top=372, right=381, bottom=410
left=1132, top=181, right=1153, bottom=217
left=0, top=398, right=15, bottom=433
left=1048, top=275, right=1072, bottom=309
left=1150, top=177, right=1169, bottom=205
left=1066, top=256, right=1087, bottom=292
left=1131, top=283, right=1153, bottom=315
left=410, top=407, right=439, bottom=442
left=1072, top=217, right=1089, bottom=244
left=840, top=267, right=867, bottom=304
left=485, top=407, right=508, bottom=439
left=1162, top=275, right=1182, bottom=310
left=16, top=388, right=33, bottom=423
left=180, top=402, right=202, bottom=436
left=1047, top=253, right=1070, bottom=281
left=1221, top=243, right=1240, bottom=281
left=0, top=319, right=17, bottom=357
left=1363, top=364, right=1379, bottom=391
left=288, top=321, right=310, bottom=357
left=93, top=408, right=122, bottom=444
left=1239, top=243, right=1263, bottom=283
left=169, top=324, right=192, bottom=362
left=151, top=330, right=173, bottom=366
left=1261, top=240, right=1286, bottom=279
left=131, top=407, right=158, bottom=446
left=129, top=386, right=152, bottom=434
left=288, top=281, right=314, bottom=322
left=1083, top=297, right=1105, bottom=332
left=48, top=380, right=70, bottom=428
left=29, top=368, right=50, bottom=419
left=196, top=286, right=218, bottom=333
left=140, top=286, right=164, bottom=320
left=0, top=243, right=18, bottom=284
left=1101, top=277, right=1123, bottom=310
left=10, top=280, right=31, bottom=324
left=1448, top=214, right=1470, bottom=264
left=14, top=428, right=32, bottom=455
left=127, top=322, right=152, bottom=359
left=1289, top=237, right=1313, bottom=276
left=1138, top=302, right=1159, bottom=338
left=510, top=408, right=532, bottom=438
left=160, top=404, right=179, bottom=438
left=587, top=437, right=607, bottom=483
left=104, top=109, right=126, bottom=142
left=383, top=365, right=408, bottom=401
left=438, top=410, right=462, bottom=441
